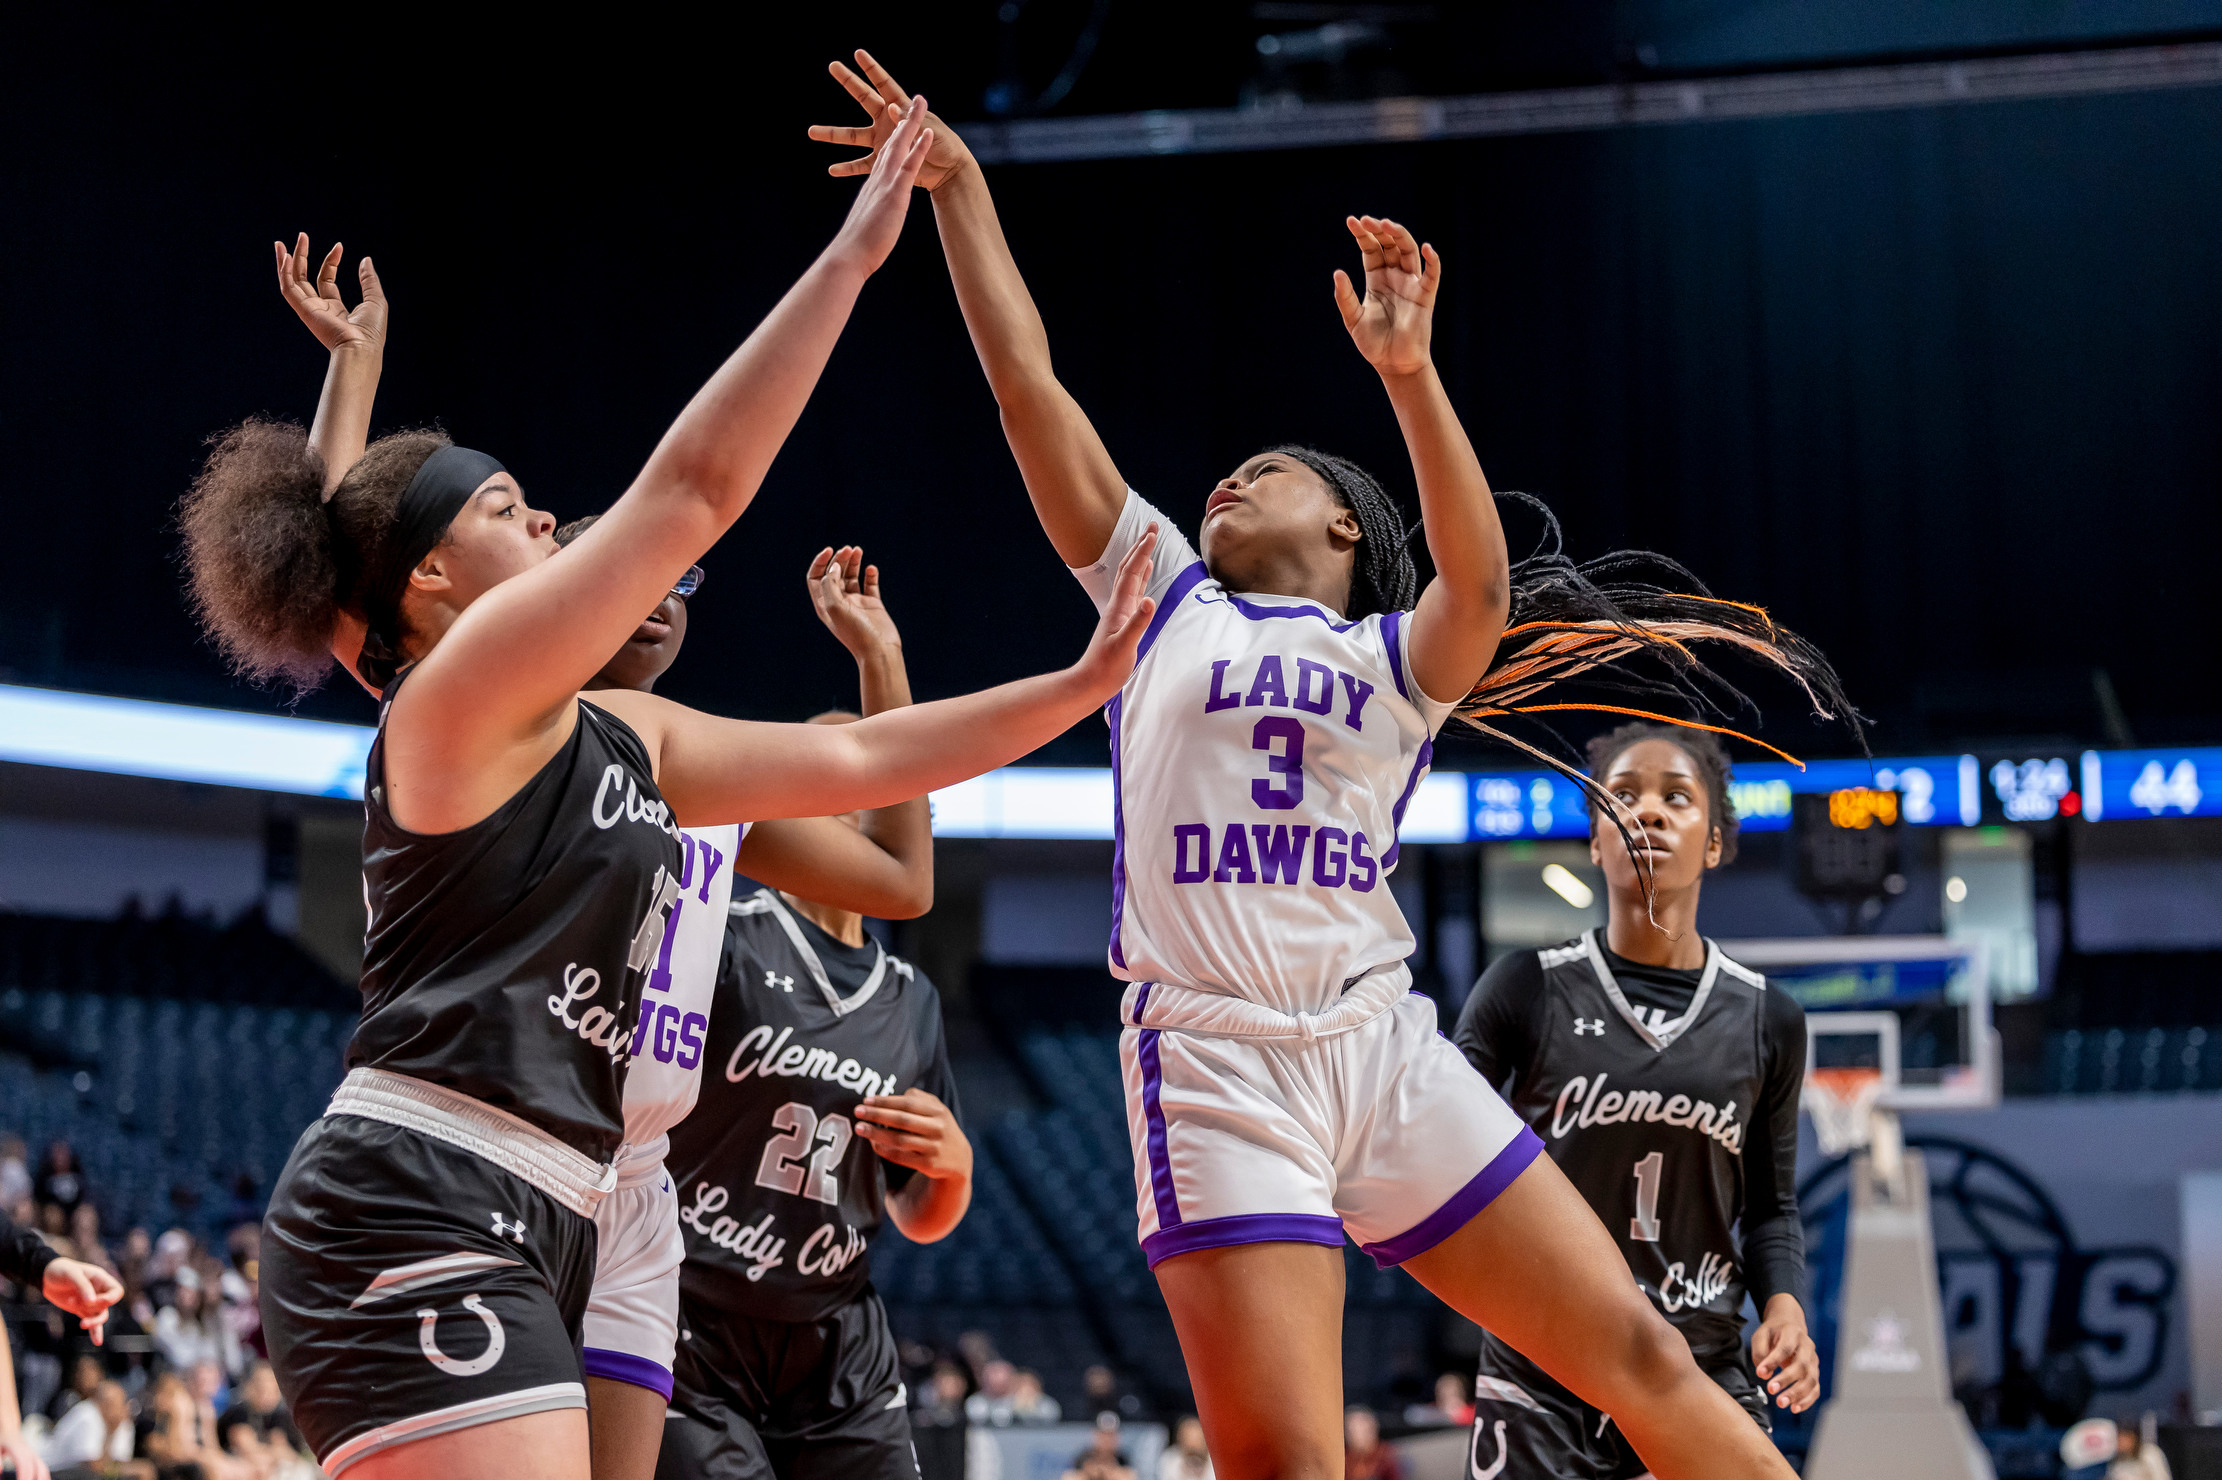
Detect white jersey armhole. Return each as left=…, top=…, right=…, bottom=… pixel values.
left=1072, top=490, right=1205, bottom=614
left=1375, top=608, right=1460, bottom=736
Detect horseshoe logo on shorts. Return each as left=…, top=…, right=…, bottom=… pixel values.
left=416, top=1294, right=505, bottom=1377
left=1469, top=1418, right=1508, bottom=1480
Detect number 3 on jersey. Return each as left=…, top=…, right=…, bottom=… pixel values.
left=1630, top=1150, right=1663, bottom=1242
left=1252, top=717, right=1304, bottom=810
left=754, top=1102, right=852, bottom=1206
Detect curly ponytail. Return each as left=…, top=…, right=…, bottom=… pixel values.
left=1263, top=445, right=1418, bottom=620
left=178, top=419, right=339, bottom=690
left=178, top=421, right=448, bottom=693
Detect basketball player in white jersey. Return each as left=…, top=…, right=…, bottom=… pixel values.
left=555, top=520, right=934, bottom=1480
left=810, top=54, right=1798, bottom=1480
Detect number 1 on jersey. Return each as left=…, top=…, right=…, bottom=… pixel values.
left=1630, top=1150, right=1663, bottom=1242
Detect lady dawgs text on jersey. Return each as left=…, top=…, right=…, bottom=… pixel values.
left=664, top=889, right=959, bottom=1322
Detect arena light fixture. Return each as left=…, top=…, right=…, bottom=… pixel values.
left=5, top=683, right=2220, bottom=842
left=1540, top=863, right=1595, bottom=909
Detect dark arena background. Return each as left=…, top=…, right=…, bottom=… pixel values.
left=3, top=5, right=2221, bottom=1478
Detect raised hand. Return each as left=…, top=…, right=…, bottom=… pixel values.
left=1333, top=215, right=1440, bottom=378
left=825, top=93, right=937, bottom=276
left=274, top=233, right=386, bottom=354
left=808, top=49, right=975, bottom=192
left=1070, top=526, right=1159, bottom=699
left=807, top=545, right=903, bottom=659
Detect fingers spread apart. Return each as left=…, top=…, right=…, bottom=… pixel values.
left=855, top=50, right=913, bottom=108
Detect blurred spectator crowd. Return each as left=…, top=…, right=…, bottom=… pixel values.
left=3, top=1131, right=321, bottom=1479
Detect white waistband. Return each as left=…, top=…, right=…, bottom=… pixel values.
left=1119, top=963, right=1412, bottom=1042
left=326, top=1067, right=617, bottom=1218
left=612, top=1135, right=669, bottom=1192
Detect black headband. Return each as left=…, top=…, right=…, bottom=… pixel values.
left=355, top=444, right=507, bottom=689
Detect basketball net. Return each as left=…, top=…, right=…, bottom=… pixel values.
left=1804, top=1067, right=1905, bottom=1188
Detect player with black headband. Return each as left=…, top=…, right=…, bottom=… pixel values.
left=178, top=100, right=1165, bottom=1480
left=811, top=53, right=1860, bottom=1480
left=269, top=239, right=945, bottom=1480
left=1453, top=724, right=1820, bottom=1480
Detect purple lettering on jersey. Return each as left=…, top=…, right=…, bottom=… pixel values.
left=677, top=833, right=698, bottom=890
left=694, top=838, right=726, bottom=904
left=1348, top=831, right=1379, bottom=892
left=627, top=1005, right=655, bottom=1059
left=654, top=1003, right=681, bottom=1062
left=1337, top=672, right=1374, bottom=731
left=1204, top=659, right=1241, bottom=713
left=1250, top=717, right=1306, bottom=810
left=1172, top=824, right=1212, bottom=883
left=1251, top=825, right=1311, bottom=884
left=1245, top=655, right=1288, bottom=707
left=676, top=1012, right=705, bottom=1071
left=1312, top=827, right=1349, bottom=888
left=1293, top=659, right=1335, bottom=715
left=1213, top=823, right=1257, bottom=883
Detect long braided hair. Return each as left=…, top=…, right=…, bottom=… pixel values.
left=1263, top=445, right=1418, bottom=620
left=1250, top=449, right=1860, bottom=898
left=1459, top=491, right=1862, bottom=896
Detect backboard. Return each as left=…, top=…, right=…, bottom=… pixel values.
left=1719, top=935, right=1998, bottom=1111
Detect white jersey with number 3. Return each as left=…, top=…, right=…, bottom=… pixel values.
left=1077, top=492, right=1455, bottom=1017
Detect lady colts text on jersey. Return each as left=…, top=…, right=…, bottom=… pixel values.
left=1078, top=492, right=1456, bottom=1015
left=355, top=692, right=684, bottom=1161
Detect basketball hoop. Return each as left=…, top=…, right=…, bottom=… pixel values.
left=1803, top=1067, right=1887, bottom=1156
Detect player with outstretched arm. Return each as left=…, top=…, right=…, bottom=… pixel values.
left=272, top=239, right=956, bottom=1480
left=804, top=51, right=1846, bottom=1480
left=180, top=101, right=1161, bottom=1480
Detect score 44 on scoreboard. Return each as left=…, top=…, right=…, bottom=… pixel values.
left=1451, top=746, right=2221, bottom=844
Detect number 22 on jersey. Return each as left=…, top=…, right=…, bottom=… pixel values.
left=755, top=1102, right=852, bottom=1206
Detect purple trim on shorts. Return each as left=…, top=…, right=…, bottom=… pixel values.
left=1138, top=561, right=1210, bottom=661
left=1382, top=736, right=1435, bottom=870
left=1359, top=1124, right=1546, bottom=1269
left=1136, top=1024, right=1181, bottom=1231
left=581, top=1346, right=674, bottom=1400
left=1380, top=609, right=1411, bottom=700
left=1106, top=692, right=1128, bottom=971
left=1142, top=1213, right=1346, bottom=1268
left=1224, top=594, right=1360, bottom=633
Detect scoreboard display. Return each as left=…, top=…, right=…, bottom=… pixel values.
left=1792, top=788, right=1907, bottom=899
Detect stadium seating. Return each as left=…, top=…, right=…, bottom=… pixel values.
left=0, top=908, right=358, bottom=1236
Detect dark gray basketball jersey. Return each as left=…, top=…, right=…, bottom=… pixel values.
left=666, top=888, right=957, bottom=1324
left=353, top=683, right=683, bottom=1162
left=1502, top=931, right=1768, bottom=1359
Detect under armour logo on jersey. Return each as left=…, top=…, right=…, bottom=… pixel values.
left=1573, top=1017, right=1606, bottom=1036
left=491, top=1213, right=528, bottom=1243
left=764, top=970, right=796, bottom=994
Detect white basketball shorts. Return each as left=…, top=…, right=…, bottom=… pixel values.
left=581, top=1159, right=685, bottom=1397
left=1119, top=965, right=1544, bottom=1269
